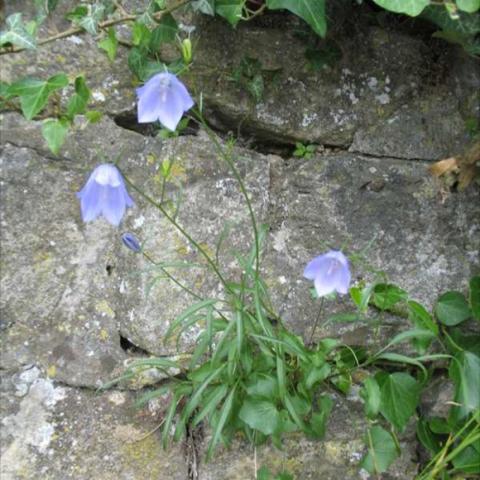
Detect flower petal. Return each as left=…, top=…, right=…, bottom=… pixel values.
left=156, top=88, right=184, bottom=131
left=170, top=75, right=194, bottom=111
left=137, top=82, right=165, bottom=124
left=101, top=185, right=126, bottom=226
left=314, top=273, right=336, bottom=297
left=303, top=254, right=330, bottom=280
left=78, top=181, right=103, bottom=222
left=123, top=188, right=134, bottom=208
left=334, top=265, right=351, bottom=294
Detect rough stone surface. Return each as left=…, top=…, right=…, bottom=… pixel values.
left=3, top=2, right=478, bottom=159
left=263, top=152, right=480, bottom=343
left=0, top=366, right=188, bottom=480
left=2, top=3, right=480, bottom=479
left=0, top=112, right=270, bottom=383
left=187, top=15, right=478, bottom=159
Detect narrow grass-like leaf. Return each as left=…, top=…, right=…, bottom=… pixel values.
left=192, top=384, right=228, bottom=427
left=175, top=364, right=226, bottom=440
left=375, top=352, right=428, bottom=381
left=165, top=299, right=218, bottom=342
left=134, top=385, right=171, bottom=408
left=207, top=385, right=236, bottom=459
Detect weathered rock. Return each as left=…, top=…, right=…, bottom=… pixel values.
left=0, top=112, right=270, bottom=386
left=198, top=393, right=418, bottom=480
left=1, top=0, right=136, bottom=116
left=263, top=152, right=480, bottom=343
left=187, top=15, right=477, bottom=159
left=3, top=2, right=478, bottom=159
left=0, top=365, right=187, bottom=480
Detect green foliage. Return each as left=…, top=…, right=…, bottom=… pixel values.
left=41, top=118, right=68, bottom=155
left=435, top=291, right=472, bottom=326
left=378, top=372, right=421, bottom=432
left=372, top=0, right=430, bottom=16
left=231, top=57, right=266, bottom=103
left=66, top=4, right=106, bottom=35
left=98, top=27, right=118, bottom=62
left=371, top=283, right=408, bottom=310
left=266, top=0, right=327, bottom=37
left=449, top=351, right=480, bottom=421
left=361, top=426, right=400, bottom=474
left=422, top=4, right=480, bottom=55
left=293, top=142, right=316, bottom=159
left=5, top=73, right=95, bottom=155
left=150, top=14, right=178, bottom=50
left=215, top=0, right=246, bottom=26
left=257, top=466, right=294, bottom=480
left=0, top=13, right=37, bottom=50
left=192, top=0, right=216, bottom=16
left=7, top=73, right=68, bottom=120
left=470, top=276, right=480, bottom=320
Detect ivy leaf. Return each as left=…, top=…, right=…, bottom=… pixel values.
left=192, top=0, right=216, bottom=15
left=98, top=27, right=118, bottom=62
left=378, top=372, right=420, bottom=432
left=371, top=283, right=408, bottom=310
left=239, top=398, right=280, bottom=435
left=371, top=0, right=430, bottom=16
left=68, top=4, right=105, bottom=35
left=132, top=22, right=151, bottom=46
left=215, top=0, right=245, bottom=26
left=361, top=426, right=400, bottom=474
left=266, top=0, right=327, bottom=37
left=150, top=13, right=178, bottom=50
left=7, top=73, right=69, bottom=120
left=0, top=13, right=37, bottom=50
left=66, top=76, right=91, bottom=119
left=457, top=0, right=480, bottom=13
left=42, top=118, right=69, bottom=155
left=33, top=0, right=59, bottom=22
left=435, top=291, right=471, bottom=326
left=470, top=276, right=480, bottom=321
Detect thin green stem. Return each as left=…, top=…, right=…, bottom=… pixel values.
left=123, top=174, right=230, bottom=291
left=309, top=297, right=325, bottom=344
left=142, top=250, right=232, bottom=326
left=142, top=251, right=200, bottom=300
left=190, top=110, right=261, bottom=279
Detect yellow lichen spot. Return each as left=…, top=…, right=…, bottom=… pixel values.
left=95, top=300, right=115, bottom=318
left=119, top=426, right=163, bottom=476
left=47, top=365, right=57, bottom=378
left=33, top=251, right=53, bottom=273
left=169, top=162, right=187, bottom=182
left=56, top=55, right=66, bottom=64
left=99, top=329, right=109, bottom=341
left=146, top=153, right=157, bottom=165
left=198, top=242, right=214, bottom=260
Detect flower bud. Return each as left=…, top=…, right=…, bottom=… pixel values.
left=122, top=233, right=141, bottom=253
left=181, top=38, right=192, bottom=64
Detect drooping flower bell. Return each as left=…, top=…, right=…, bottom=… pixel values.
left=77, top=164, right=134, bottom=226
left=304, top=250, right=351, bottom=297
left=136, top=72, right=194, bottom=131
